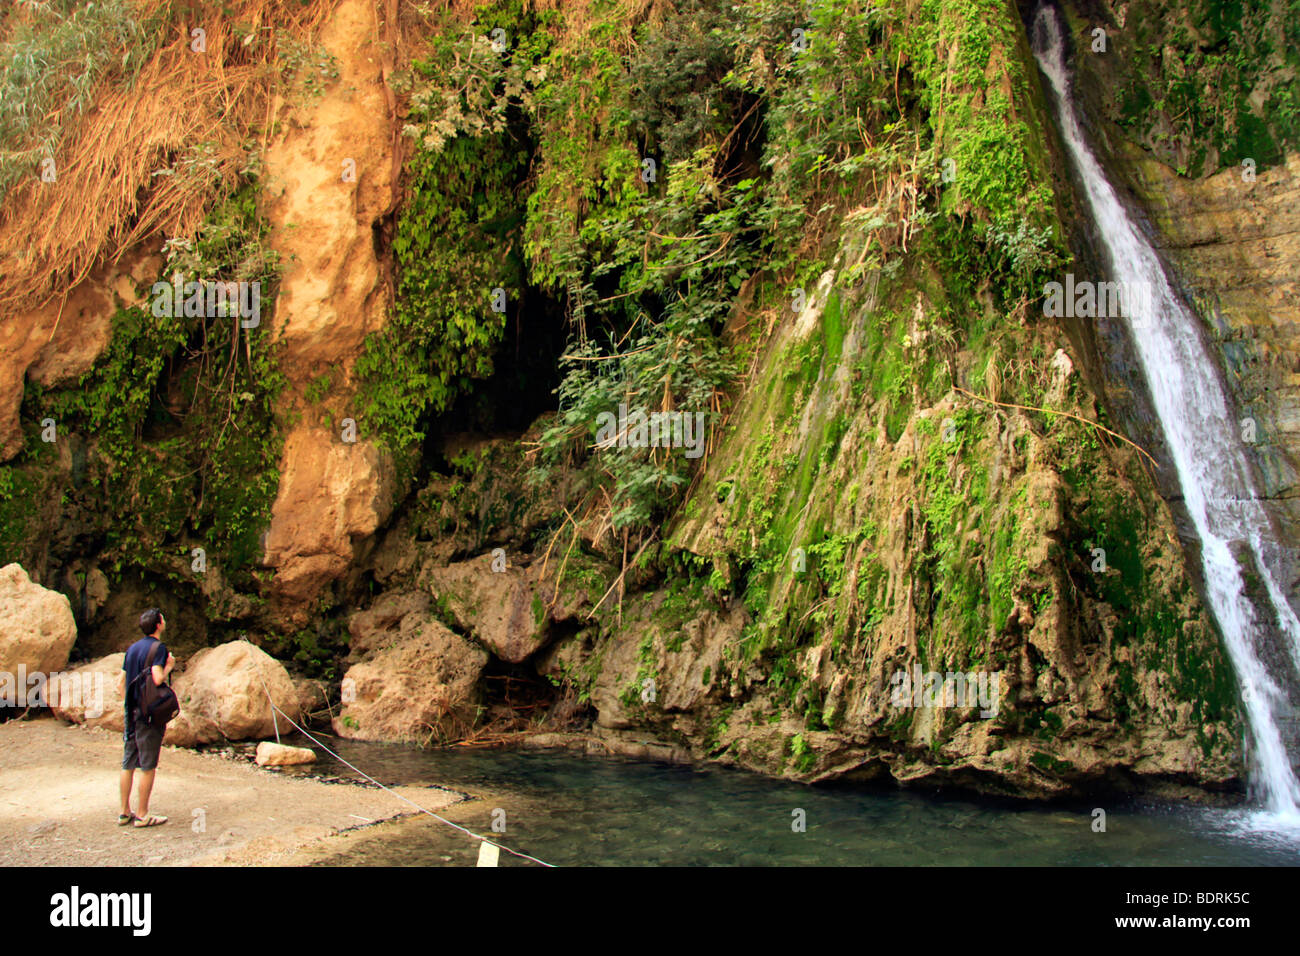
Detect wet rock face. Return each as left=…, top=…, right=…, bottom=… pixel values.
left=1119, top=150, right=1300, bottom=513
left=0, top=563, right=77, bottom=676
left=1066, top=0, right=1300, bottom=533
left=1061, top=0, right=1300, bottom=680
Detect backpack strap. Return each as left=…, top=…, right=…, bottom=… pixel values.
left=129, top=642, right=163, bottom=712
left=129, top=640, right=163, bottom=697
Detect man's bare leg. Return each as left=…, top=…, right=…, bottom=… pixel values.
left=135, top=769, right=156, bottom=818
left=119, top=769, right=135, bottom=817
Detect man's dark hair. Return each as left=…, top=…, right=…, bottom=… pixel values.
left=138, top=608, right=163, bottom=636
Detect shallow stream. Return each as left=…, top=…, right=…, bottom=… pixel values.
left=257, top=733, right=1300, bottom=866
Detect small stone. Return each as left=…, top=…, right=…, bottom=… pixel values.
left=255, top=741, right=316, bottom=766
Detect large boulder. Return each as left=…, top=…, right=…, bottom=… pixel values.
left=333, top=614, right=487, bottom=744
left=421, top=554, right=607, bottom=665
left=162, top=709, right=218, bottom=748
left=0, top=563, right=77, bottom=677
left=347, top=589, right=430, bottom=657
left=172, top=641, right=302, bottom=742
left=49, top=653, right=125, bottom=731
left=422, top=559, right=546, bottom=664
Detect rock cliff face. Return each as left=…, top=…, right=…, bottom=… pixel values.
left=0, top=0, right=403, bottom=630
left=2, top=0, right=1296, bottom=799
left=0, top=249, right=158, bottom=462
left=258, top=0, right=402, bottom=622
left=523, top=252, right=1240, bottom=796
left=1111, top=148, right=1300, bottom=533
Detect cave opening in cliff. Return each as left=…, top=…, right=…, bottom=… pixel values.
left=436, top=281, right=570, bottom=437
left=479, top=657, right=553, bottom=730
left=476, top=652, right=591, bottom=735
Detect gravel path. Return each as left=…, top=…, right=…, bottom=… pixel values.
left=0, top=717, right=466, bottom=866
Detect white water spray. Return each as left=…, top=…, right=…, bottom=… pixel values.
left=1031, top=5, right=1300, bottom=820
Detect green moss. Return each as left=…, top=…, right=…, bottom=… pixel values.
left=788, top=732, right=817, bottom=774
left=1106, top=0, right=1300, bottom=174
left=885, top=0, right=1064, bottom=273
left=11, top=178, right=283, bottom=588
left=1029, top=751, right=1074, bottom=775
left=987, top=483, right=1030, bottom=633
left=356, top=106, right=530, bottom=478
left=0, top=462, right=47, bottom=565
left=916, top=407, right=996, bottom=656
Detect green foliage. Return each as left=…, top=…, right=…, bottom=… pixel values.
left=527, top=0, right=774, bottom=531
left=525, top=0, right=923, bottom=534
left=731, top=0, right=909, bottom=259
left=18, top=176, right=284, bottom=585
left=275, top=29, right=340, bottom=98
left=884, top=0, right=1065, bottom=279
left=263, top=624, right=348, bottom=681
left=1110, top=0, right=1300, bottom=173
left=789, top=731, right=817, bottom=773
left=0, top=459, right=47, bottom=565
left=986, top=484, right=1030, bottom=631
left=355, top=3, right=548, bottom=471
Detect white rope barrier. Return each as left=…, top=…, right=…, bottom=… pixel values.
left=243, top=639, right=556, bottom=867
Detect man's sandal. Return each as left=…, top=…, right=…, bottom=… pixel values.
left=117, top=813, right=137, bottom=826
left=133, top=814, right=167, bottom=828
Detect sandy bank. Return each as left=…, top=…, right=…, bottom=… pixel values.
left=0, top=717, right=467, bottom=866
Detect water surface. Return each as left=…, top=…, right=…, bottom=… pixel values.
left=260, top=733, right=1300, bottom=866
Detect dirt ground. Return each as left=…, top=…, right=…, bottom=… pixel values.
left=0, top=716, right=469, bottom=866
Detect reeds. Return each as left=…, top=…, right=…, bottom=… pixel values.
left=0, top=0, right=333, bottom=317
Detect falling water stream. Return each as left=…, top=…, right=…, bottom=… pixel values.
left=1031, top=5, right=1300, bottom=824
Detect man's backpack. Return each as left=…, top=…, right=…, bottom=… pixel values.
left=137, top=640, right=180, bottom=729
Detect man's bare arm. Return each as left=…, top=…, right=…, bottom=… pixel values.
left=151, top=653, right=175, bottom=686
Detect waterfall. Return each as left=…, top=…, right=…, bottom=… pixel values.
left=1029, top=4, right=1300, bottom=822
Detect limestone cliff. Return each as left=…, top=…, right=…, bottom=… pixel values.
left=4, top=0, right=1297, bottom=800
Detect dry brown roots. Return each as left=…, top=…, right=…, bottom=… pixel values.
left=0, top=0, right=334, bottom=318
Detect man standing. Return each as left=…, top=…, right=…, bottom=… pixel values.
left=118, top=608, right=174, bottom=828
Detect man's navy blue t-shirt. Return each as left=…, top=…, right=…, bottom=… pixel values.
left=123, top=637, right=168, bottom=715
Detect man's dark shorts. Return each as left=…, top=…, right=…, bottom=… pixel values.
left=122, top=711, right=163, bottom=772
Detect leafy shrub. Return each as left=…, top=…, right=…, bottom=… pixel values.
left=354, top=11, right=549, bottom=475
left=27, top=177, right=284, bottom=582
